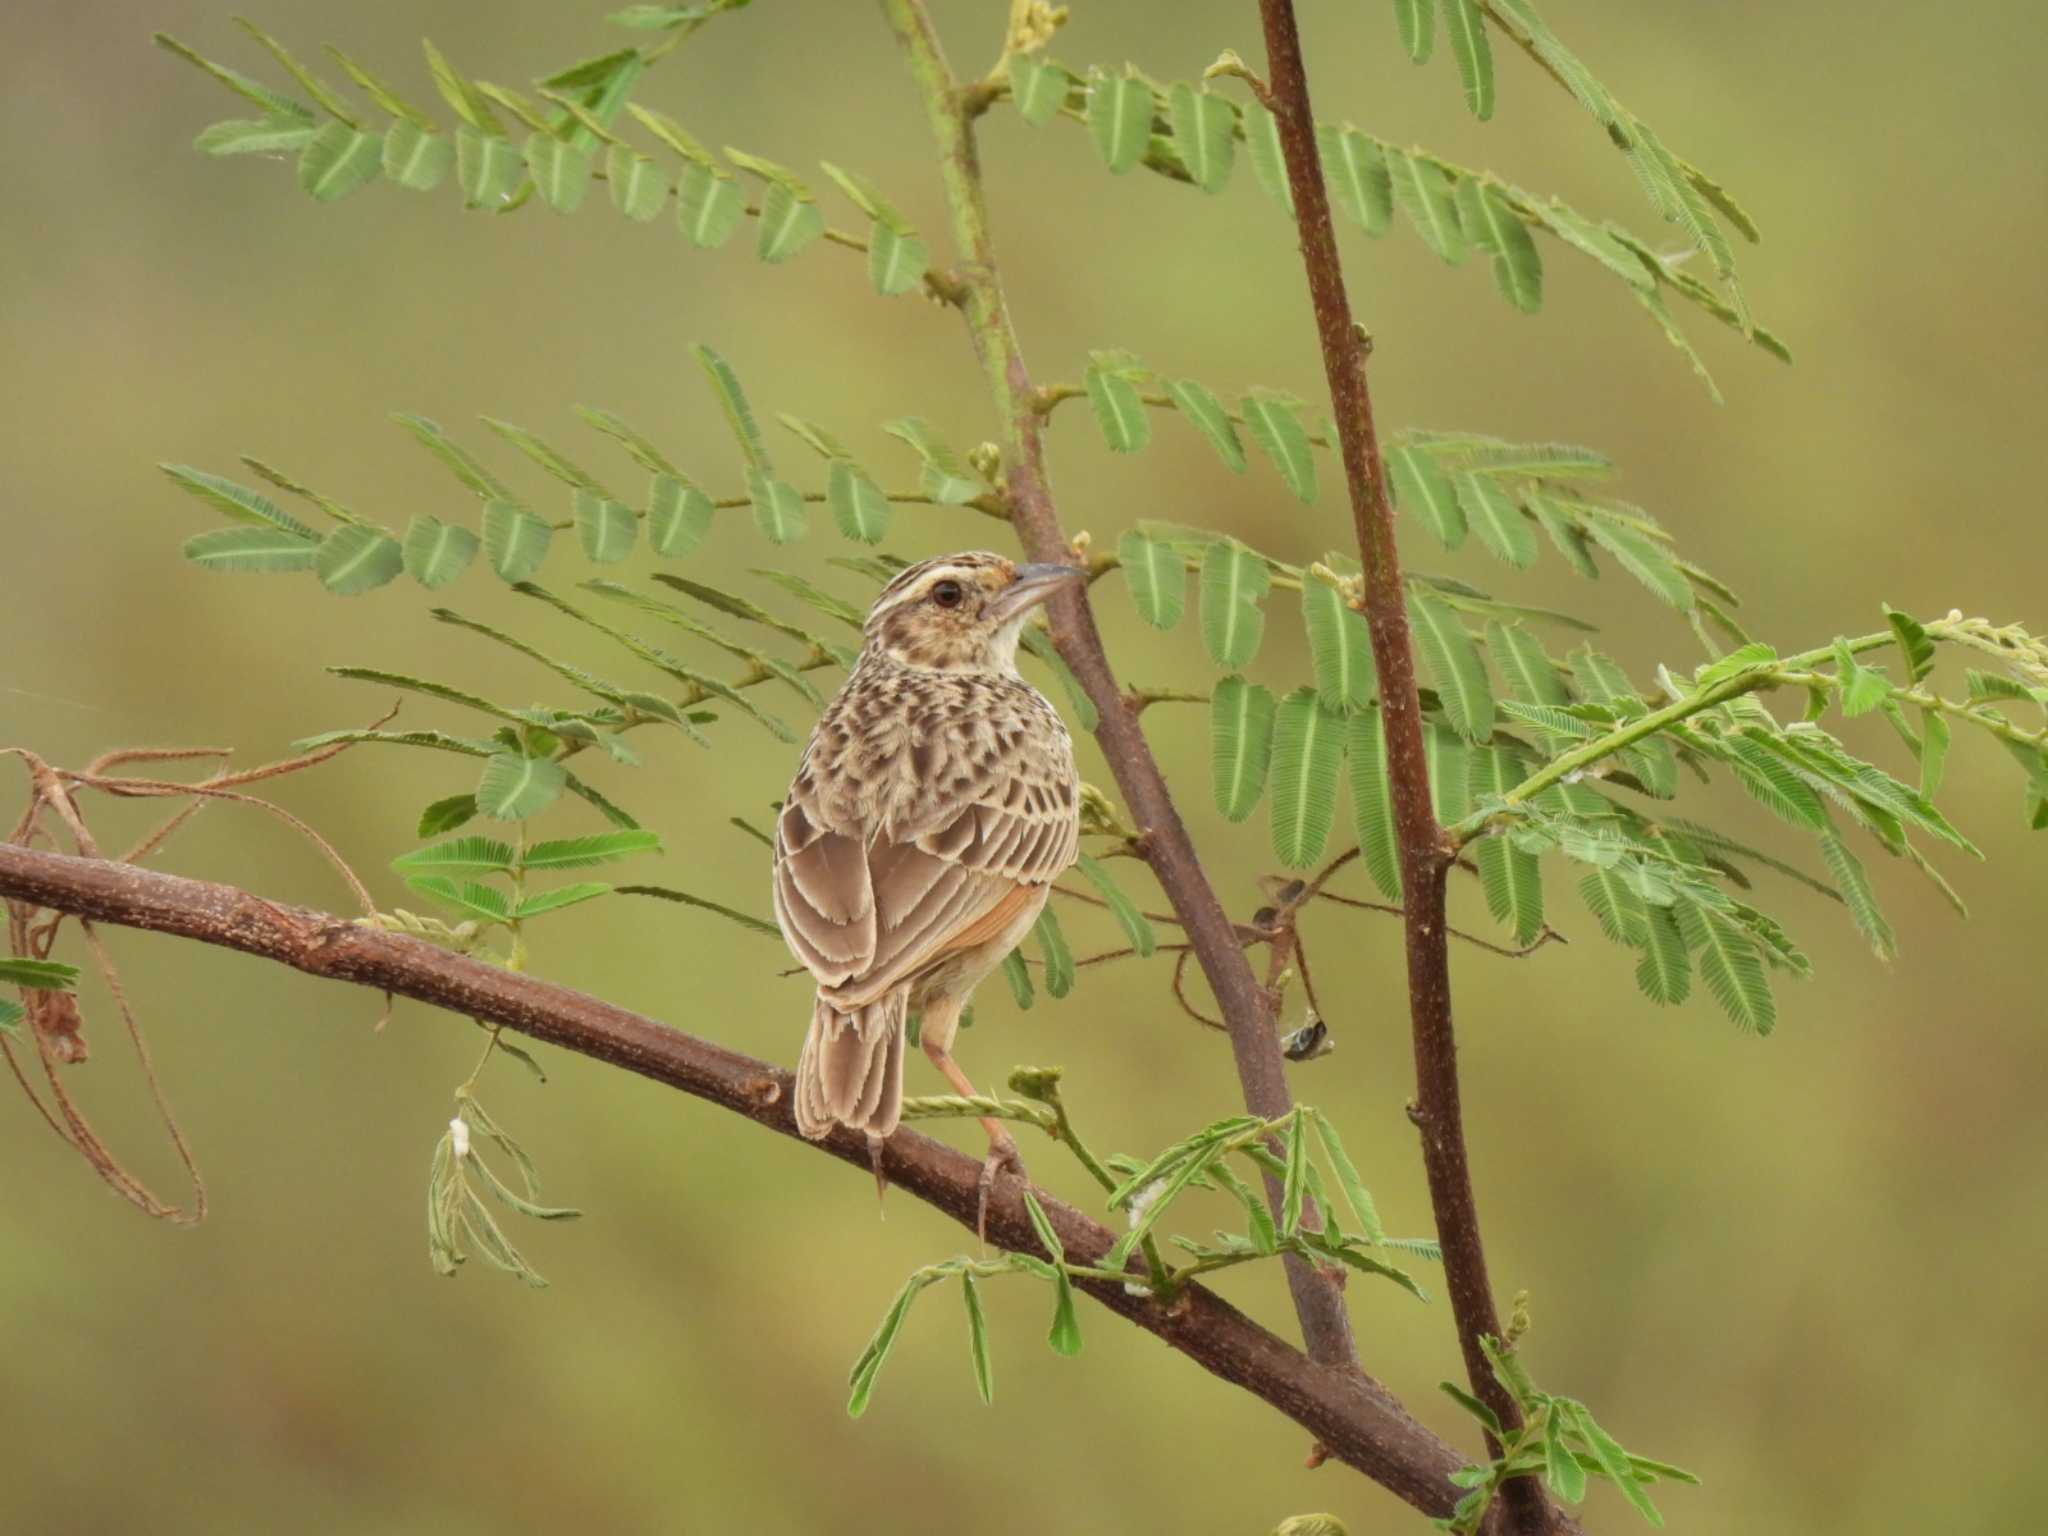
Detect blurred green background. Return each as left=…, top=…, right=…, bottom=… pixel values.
left=5, top=2, right=2044, bottom=1531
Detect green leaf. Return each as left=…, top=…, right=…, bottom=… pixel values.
left=476, top=753, right=567, bottom=821
left=826, top=460, right=891, bottom=544
left=1321, top=126, right=1391, bottom=234
left=743, top=469, right=807, bottom=544
left=1919, top=709, right=1951, bottom=800
left=1409, top=593, right=1494, bottom=741
left=393, top=413, right=513, bottom=502
left=883, top=417, right=983, bottom=504
left=1000, top=948, right=1035, bottom=1010
left=481, top=418, right=602, bottom=490
left=315, top=525, right=404, bottom=595
left=1009, top=56, right=1073, bottom=127
left=1348, top=708, right=1402, bottom=900
left=1583, top=516, right=1693, bottom=610
left=1076, top=854, right=1157, bottom=958
left=0, top=999, right=21, bottom=1036
left=1529, top=495, right=1601, bottom=579
left=1212, top=676, right=1277, bottom=823
left=0, top=958, right=81, bottom=990
left=1635, top=902, right=1691, bottom=1004
left=1473, top=754, right=1544, bottom=944
left=1387, top=444, right=1465, bottom=550
left=1117, top=530, right=1185, bottom=629
left=1393, top=0, right=1435, bottom=62
left=867, top=223, right=928, bottom=295
left=182, top=525, right=318, bottom=574
left=606, top=142, right=670, bottom=220
left=1169, top=83, right=1235, bottom=194
left=1385, top=149, right=1467, bottom=264
left=195, top=117, right=318, bottom=156
left=1306, top=1108, right=1387, bottom=1244
left=676, top=161, right=744, bottom=246
left=1818, top=827, right=1895, bottom=961
left=694, top=344, right=768, bottom=468
left=482, top=502, right=554, bottom=582
left=1832, top=638, right=1890, bottom=718
left=1579, top=864, right=1649, bottom=947
left=847, top=1272, right=926, bottom=1417
left=1048, top=1273, right=1083, bottom=1356
left=1280, top=1112, right=1310, bottom=1235
left=1679, top=898, right=1775, bottom=1034
left=1885, top=607, right=1937, bottom=683
left=1242, top=101, right=1293, bottom=216
left=1460, top=474, right=1538, bottom=567
left=154, top=32, right=314, bottom=120
left=512, top=882, right=612, bottom=919
left=1084, top=361, right=1151, bottom=454
left=1199, top=538, right=1271, bottom=669
left=648, top=474, right=714, bottom=557
left=959, top=1272, right=995, bottom=1404
left=619, top=884, right=779, bottom=936
left=1270, top=688, right=1345, bottom=868
left=298, top=121, right=383, bottom=202
left=454, top=127, right=522, bottom=209
left=1561, top=1400, right=1664, bottom=1525
left=523, top=829, right=662, bottom=869
left=1721, top=736, right=1826, bottom=829
left=1242, top=391, right=1316, bottom=502
left=1485, top=622, right=1569, bottom=706
left=574, top=489, right=638, bottom=564
left=392, top=835, right=517, bottom=877
left=1456, top=181, right=1542, bottom=310
left=1165, top=379, right=1247, bottom=472
left=1544, top=1410, right=1589, bottom=1504
left=1303, top=574, right=1376, bottom=712
left=1034, top=905, right=1075, bottom=999
left=1426, top=721, right=1473, bottom=824
left=755, top=180, right=825, bottom=263
left=1087, top=71, right=1151, bottom=175
left=1441, top=0, right=1496, bottom=118
left=402, top=876, right=511, bottom=924
left=382, top=119, right=454, bottom=190
left=161, top=463, right=315, bottom=537
left=523, top=132, right=596, bottom=212
left=402, top=515, right=480, bottom=589
left=417, top=794, right=479, bottom=837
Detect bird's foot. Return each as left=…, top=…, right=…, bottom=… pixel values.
left=976, top=1125, right=1027, bottom=1246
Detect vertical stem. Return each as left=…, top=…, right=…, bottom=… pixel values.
left=879, top=0, right=1359, bottom=1373
left=1252, top=2, right=1550, bottom=1529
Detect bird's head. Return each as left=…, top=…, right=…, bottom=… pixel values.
left=862, top=552, right=1083, bottom=675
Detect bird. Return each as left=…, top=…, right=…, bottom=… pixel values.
left=772, top=552, right=1084, bottom=1224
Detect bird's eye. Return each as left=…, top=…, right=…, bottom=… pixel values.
left=931, top=579, right=965, bottom=608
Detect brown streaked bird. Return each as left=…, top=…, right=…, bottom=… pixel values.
left=772, top=552, right=1084, bottom=1216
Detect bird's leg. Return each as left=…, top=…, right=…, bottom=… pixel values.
left=918, top=995, right=1023, bottom=1243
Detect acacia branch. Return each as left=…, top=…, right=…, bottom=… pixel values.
left=0, top=839, right=1470, bottom=1514
left=1253, top=3, right=1554, bottom=1530
left=878, top=0, right=1363, bottom=1380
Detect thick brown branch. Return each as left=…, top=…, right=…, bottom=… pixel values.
left=880, top=0, right=1361, bottom=1380
left=1253, top=3, right=1554, bottom=1530
left=0, top=839, right=1469, bottom=1513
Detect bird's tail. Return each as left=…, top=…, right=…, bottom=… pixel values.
left=794, top=989, right=908, bottom=1141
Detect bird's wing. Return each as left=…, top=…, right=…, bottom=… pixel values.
left=773, top=738, right=1078, bottom=1009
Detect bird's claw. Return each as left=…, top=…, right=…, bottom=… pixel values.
left=975, top=1130, right=1027, bottom=1246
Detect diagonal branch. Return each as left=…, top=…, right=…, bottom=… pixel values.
left=878, top=0, right=1364, bottom=1381
left=0, top=838, right=1470, bottom=1515
left=1252, top=2, right=1556, bottom=1530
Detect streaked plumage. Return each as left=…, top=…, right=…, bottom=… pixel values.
left=772, top=553, right=1083, bottom=1170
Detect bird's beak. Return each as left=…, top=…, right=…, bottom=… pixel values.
left=989, top=562, right=1084, bottom=625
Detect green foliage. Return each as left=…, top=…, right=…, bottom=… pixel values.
left=1436, top=1334, right=1696, bottom=1532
